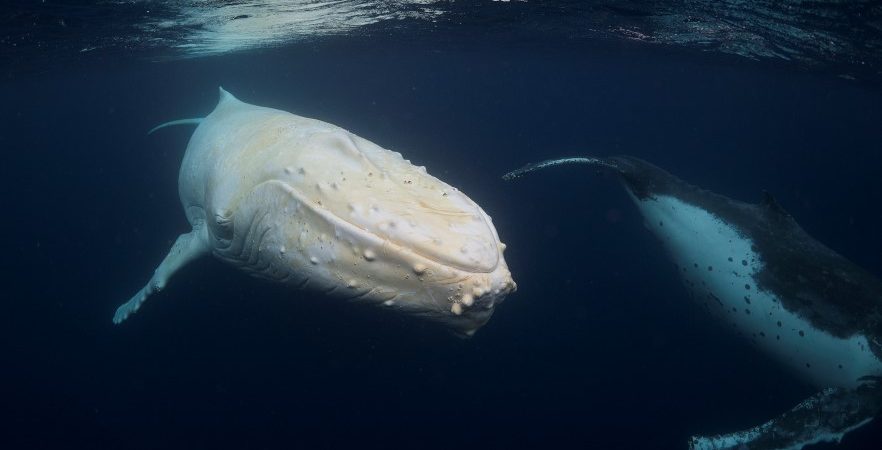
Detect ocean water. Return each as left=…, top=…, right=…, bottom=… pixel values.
left=2, top=2, right=882, bottom=449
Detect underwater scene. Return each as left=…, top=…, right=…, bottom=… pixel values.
left=3, top=1, right=882, bottom=449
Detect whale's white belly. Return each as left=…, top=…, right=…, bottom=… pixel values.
left=633, top=194, right=882, bottom=388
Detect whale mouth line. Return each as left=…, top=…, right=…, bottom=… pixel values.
left=265, top=179, right=500, bottom=275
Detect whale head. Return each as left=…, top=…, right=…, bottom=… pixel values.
left=195, top=94, right=517, bottom=336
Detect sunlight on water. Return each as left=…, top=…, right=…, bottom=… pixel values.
left=2, top=1, right=880, bottom=80
left=135, top=0, right=445, bottom=57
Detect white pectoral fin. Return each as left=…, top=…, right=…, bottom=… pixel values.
left=113, top=224, right=210, bottom=324
left=690, top=382, right=882, bottom=450
left=147, top=118, right=203, bottom=135
left=501, top=156, right=620, bottom=180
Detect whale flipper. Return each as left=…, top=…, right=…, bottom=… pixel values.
left=502, top=156, right=619, bottom=180
left=691, top=381, right=882, bottom=450
left=147, top=118, right=204, bottom=135
left=113, top=224, right=210, bottom=324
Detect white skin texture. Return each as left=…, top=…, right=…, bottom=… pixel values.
left=114, top=88, right=515, bottom=336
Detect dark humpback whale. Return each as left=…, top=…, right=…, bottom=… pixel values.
left=504, top=156, right=882, bottom=450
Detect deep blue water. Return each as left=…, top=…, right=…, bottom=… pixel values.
left=3, top=3, right=882, bottom=450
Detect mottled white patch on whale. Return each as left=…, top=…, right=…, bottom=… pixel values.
left=504, top=155, right=882, bottom=450
left=690, top=389, right=875, bottom=450
left=633, top=194, right=882, bottom=389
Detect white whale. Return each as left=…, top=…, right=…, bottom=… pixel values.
left=114, top=88, right=516, bottom=336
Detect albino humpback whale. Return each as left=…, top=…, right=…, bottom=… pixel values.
left=114, top=88, right=515, bottom=336
left=505, top=156, right=882, bottom=450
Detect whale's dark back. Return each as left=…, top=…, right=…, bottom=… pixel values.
left=606, top=155, right=882, bottom=355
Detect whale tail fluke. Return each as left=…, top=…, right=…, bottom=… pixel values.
left=502, top=156, right=621, bottom=180
left=147, top=118, right=204, bottom=135
left=690, top=383, right=882, bottom=450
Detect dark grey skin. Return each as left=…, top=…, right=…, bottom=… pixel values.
left=505, top=155, right=882, bottom=450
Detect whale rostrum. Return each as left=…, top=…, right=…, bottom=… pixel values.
left=505, top=155, right=882, bottom=450
left=113, top=88, right=516, bottom=336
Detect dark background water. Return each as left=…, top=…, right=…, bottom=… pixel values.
left=2, top=32, right=882, bottom=450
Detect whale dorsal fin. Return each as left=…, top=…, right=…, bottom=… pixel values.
left=761, top=190, right=789, bottom=216
left=217, top=86, right=243, bottom=107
